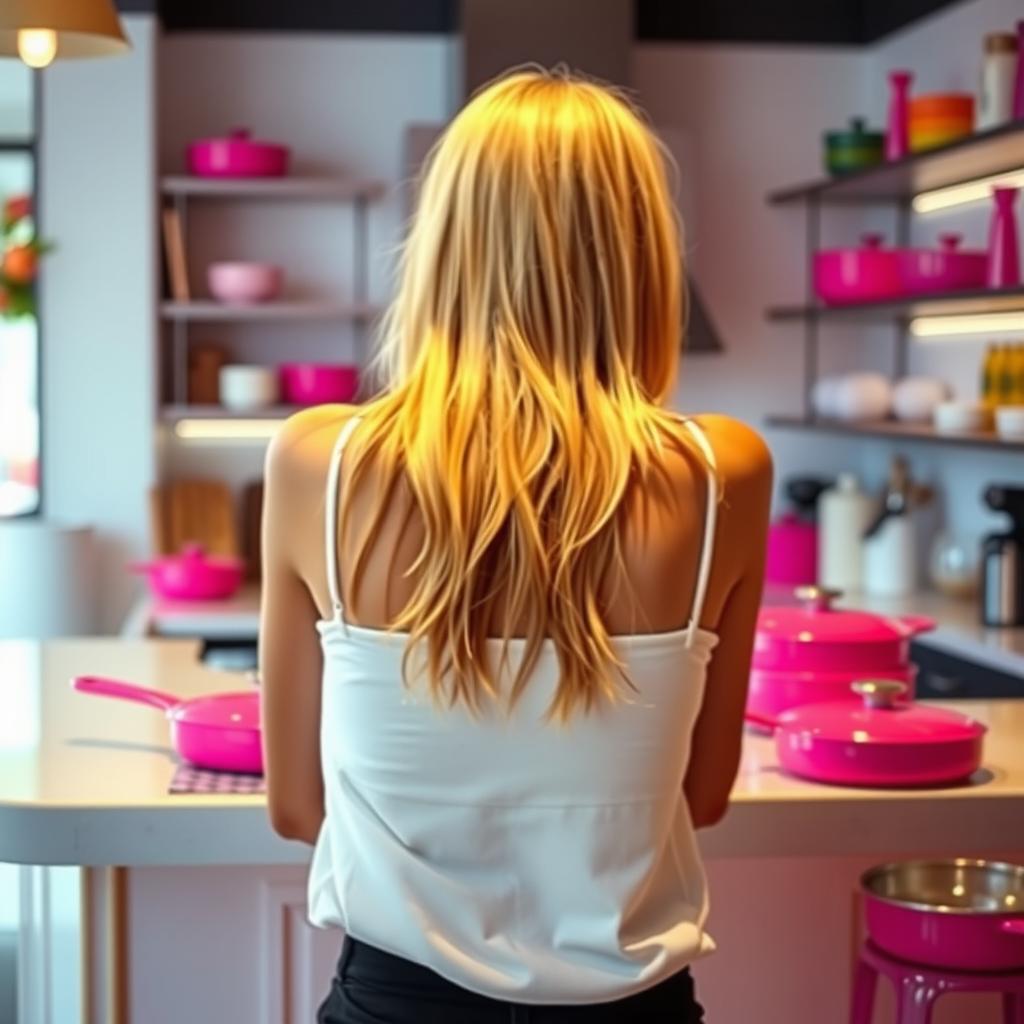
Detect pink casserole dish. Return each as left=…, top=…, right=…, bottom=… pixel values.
left=187, top=128, right=290, bottom=178
left=814, top=233, right=903, bottom=305
left=899, top=233, right=987, bottom=294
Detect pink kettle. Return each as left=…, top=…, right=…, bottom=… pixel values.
left=765, top=477, right=829, bottom=587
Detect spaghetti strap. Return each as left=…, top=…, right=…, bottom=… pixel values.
left=325, top=416, right=362, bottom=625
left=680, top=418, right=718, bottom=647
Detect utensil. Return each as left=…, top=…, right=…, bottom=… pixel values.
left=933, top=400, right=992, bottom=434
left=885, top=70, right=912, bottom=161
left=823, top=118, right=884, bottom=176
left=746, top=679, right=985, bottom=788
left=279, top=363, right=359, bottom=405
left=72, top=675, right=262, bottom=774
left=862, top=859, right=1024, bottom=970
left=207, top=262, right=283, bottom=304
left=987, top=186, right=1021, bottom=288
left=749, top=586, right=933, bottom=718
left=899, top=234, right=987, bottom=294
left=219, top=365, right=279, bottom=411
left=981, top=484, right=1024, bottom=627
left=131, top=543, right=245, bottom=601
left=814, top=234, right=903, bottom=305
left=186, top=128, right=289, bottom=178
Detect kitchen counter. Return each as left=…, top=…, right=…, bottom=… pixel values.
left=3, top=637, right=1024, bottom=867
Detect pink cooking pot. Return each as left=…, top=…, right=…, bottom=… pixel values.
left=279, top=363, right=360, bottom=405
left=862, top=859, right=1024, bottom=970
left=814, top=233, right=904, bottom=305
left=899, top=233, right=987, bottom=294
left=131, top=544, right=245, bottom=602
left=746, top=679, right=986, bottom=788
left=749, top=586, right=934, bottom=718
left=186, top=128, right=290, bottom=178
left=72, top=676, right=262, bottom=775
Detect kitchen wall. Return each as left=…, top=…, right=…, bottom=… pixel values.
left=40, top=14, right=159, bottom=632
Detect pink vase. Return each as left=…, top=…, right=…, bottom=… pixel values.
left=886, top=70, right=913, bottom=161
left=987, top=186, right=1021, bottom=288
left=1014, top=21, right=1024, bottom=120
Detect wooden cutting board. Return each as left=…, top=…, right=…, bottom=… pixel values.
left=150, top=479, right=239, bottom=557
left=241, top=480, right=264, bottom=581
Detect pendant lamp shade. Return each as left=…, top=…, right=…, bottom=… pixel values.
left=0, top=0, right=129, bottom=66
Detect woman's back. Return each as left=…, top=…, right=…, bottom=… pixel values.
left=259, top=69, right=772, bottom=1016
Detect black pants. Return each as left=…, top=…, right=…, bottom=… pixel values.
left=317, top=936, right=706, bottom=1023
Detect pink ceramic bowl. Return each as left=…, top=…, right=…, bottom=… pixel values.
left=186, top=129, right=289, bottom=178
left=279, top=363, right=359, bottom=405
left=207, top=262, right=283, bottom=304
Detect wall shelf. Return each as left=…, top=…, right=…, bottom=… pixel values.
left=768, top=286, right=1024, bottom=322
left=160, top=300, right=379, bottom=322
left=766, top=415, right=1024, bottom=452
left=768, top=122, right=1024, bottom=205
left=161, top=175, right=387, bottom=201
left=161, top=405, right=303, bottom=422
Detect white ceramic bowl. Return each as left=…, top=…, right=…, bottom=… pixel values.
left=207, top=262, right=283, bottom=304
left=995, top=405, right=1024, bottom=439
left=831, top=372, right=892, bottom=422
left=219, top=365, right=279, bottom=410
left=932, top=400, right=991, bottom=434
left=892, top=376, right=949, bottom=422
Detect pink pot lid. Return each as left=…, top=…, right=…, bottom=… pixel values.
left=777, top=680, right=986, bottom=745
left=150, top=543, right=245, bottom=574
left=169, top=691, right=260, bottom=731
left=755, top=586, right=934, bottom=671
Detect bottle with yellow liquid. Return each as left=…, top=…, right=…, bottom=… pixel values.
left=981, top=344, right=1001, bottom=408
left=1013, top=344, right=1024, bottom=405
left=999, top=344, right=1019, bottom=406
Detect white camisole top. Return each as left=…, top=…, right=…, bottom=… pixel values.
left=308, top=416, right=721, bottom=1005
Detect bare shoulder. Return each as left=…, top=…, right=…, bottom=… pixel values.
left=264, top=404, right=360, bottom=497
left=690, top=413, right=772, bottom=483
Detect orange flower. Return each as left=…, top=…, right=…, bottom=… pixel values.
left=3, top=244, right=37, bottom=284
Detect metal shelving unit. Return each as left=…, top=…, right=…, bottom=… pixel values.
left=766, top=415, right=1024, bottom=452
left=766, top=122, right=1024, bottom=437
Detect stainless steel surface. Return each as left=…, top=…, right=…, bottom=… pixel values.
left=862, top=858, right=1024, bottom=914
left=983, top=536, right=1022, bottom=626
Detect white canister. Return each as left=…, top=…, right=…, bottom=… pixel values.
left=863, top=514, right=918, bottom=596
left=979, top=32, right=1018, bottom=131
left=219, top=365, right=279, bottom=411
left=818, top=472, right=874, bottom=591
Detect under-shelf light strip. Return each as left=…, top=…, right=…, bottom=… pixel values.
left=174, top=419, right=282, bottom=441
left=910, top=312, right=1024, bottom=338
left=913, top=168, right=1024, bottom=214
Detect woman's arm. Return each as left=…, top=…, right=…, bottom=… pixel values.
left=259, top=410, right=338, bottom=844
left=683, top=418, right=773, bottom=829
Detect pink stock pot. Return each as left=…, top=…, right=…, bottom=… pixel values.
left=746, top=679, right=986, bottom=788
left=749, top=585, right=934, bottom=718
left=862, top=859, right=1024, bottom=970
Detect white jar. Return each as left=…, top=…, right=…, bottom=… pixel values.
left=219, top=365, right=279, bottom=411
left=818, top=472, right=874, bottom=591
left=863, top=514, right=918, bottom=596
left=979, top=32, right=1017, bottom=130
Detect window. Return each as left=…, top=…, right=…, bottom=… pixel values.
left=0, top=62, right=38, bottom=517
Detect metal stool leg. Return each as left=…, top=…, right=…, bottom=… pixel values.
left=1004, top=993, right=1024, bottom=1024
left=849, top=957, right=879, bottom=1024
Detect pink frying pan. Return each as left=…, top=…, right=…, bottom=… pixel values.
left=72, top=676, right=263, bottom=775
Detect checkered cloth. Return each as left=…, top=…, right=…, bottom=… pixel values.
left=168, top=763, right=266, bottom=794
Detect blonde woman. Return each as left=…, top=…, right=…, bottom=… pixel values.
left=261, top=69, right=771, bottom=1023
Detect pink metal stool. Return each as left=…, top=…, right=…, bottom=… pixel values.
left=850, top=941, right=1024, bottom=1024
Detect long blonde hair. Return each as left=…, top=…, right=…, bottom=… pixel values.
left=341, top=68, right=687, bottom=721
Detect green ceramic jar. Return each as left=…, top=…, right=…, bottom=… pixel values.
left=823, top=117, right=885, bottom=176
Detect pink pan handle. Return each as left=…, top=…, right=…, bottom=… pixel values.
left=71, top=675, right=180, bottom=712
left=744, top=709, right=779, bottom=732
left=1001, top=920, right=1024, bottom=937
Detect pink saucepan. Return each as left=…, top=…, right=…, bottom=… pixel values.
left=72, top=676, right=262, bottom=774
left=750, top=585, right=934, bottom=718
left=862, top=859, right=1024, bottom=971
left=746, top=679, right=985, bottom=788
left=131, top=543, right=245, bottom=602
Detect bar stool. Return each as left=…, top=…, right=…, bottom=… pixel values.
left=850, top=941, right=1024, bottom=1024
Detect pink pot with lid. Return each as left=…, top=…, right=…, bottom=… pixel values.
left=747, top=679, right=985, bottom=788
left=748, top=586, right=934, bottom=718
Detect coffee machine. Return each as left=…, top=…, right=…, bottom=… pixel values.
left=981, top=485, right=1024, bottom=627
